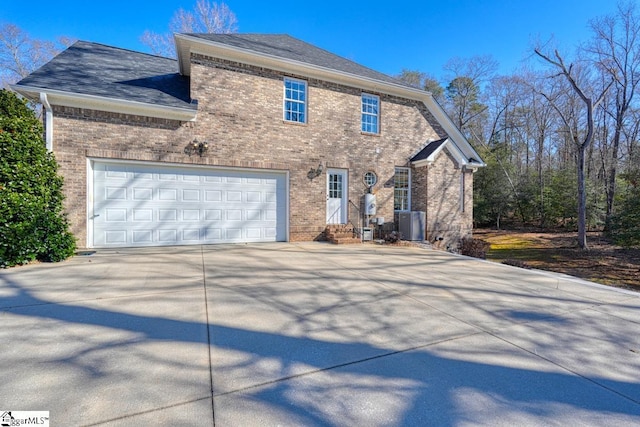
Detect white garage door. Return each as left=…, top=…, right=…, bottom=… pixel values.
left=92, top=162, right=287, bottom=248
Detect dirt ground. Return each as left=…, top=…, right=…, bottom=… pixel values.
left=475, top=229, right=640, bottom=292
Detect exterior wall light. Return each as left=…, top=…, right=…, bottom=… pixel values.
left=307, top=163, right=323, bottom=180
left=185, top=139, right=209, bottom=157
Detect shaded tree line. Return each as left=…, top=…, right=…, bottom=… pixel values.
left=398, top=2, right=640, bottom=248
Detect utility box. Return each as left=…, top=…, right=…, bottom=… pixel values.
left=398, top=211, right=425, bottom=241
left=364, top=193, right=377, bottom=215
left=362, top=227, right=373, bottom=241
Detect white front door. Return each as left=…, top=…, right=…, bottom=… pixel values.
left=326, top=169, right=347, bottom=224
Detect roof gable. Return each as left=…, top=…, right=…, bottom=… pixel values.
left=411, top=137, right=482, bottom=169
left=13, top=41, right=196, bottom=119
left=411, top=138, right=448, bottom=163
left=180, top=33, right=408, bottom=87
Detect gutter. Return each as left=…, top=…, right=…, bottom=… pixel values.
left=11, top=84, right=198, bottom=122
left=40, top=93, right=53, bottom=152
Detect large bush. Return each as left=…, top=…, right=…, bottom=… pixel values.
left=0, top=90, right=76, bottom=267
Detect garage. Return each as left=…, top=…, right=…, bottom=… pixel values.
left=91, top=161, right=288, bottom=248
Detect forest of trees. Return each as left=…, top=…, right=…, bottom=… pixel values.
left=397, top=2, right=640, bottom=248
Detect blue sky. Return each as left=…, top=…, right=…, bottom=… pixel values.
left=1, top=0, right=618, bottom=80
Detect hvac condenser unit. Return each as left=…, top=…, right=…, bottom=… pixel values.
left=398, top=211, right=425, bottom=241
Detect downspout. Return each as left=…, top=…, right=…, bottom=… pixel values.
left=40, top=93, right=53, bottom=152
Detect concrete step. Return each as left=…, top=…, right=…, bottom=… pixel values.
left=330, top=237, right=362, bottom=244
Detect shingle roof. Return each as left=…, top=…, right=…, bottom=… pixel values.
left=185, top=33, right=410, bottom=87
left=411, top=138, right=448, bottom=162
left=15, top=41, right=194, bottom=110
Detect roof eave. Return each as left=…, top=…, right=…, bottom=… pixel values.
left=174, top=34, right=485, bottom=167
left=175, top=33, right=429, bottom=98
left=11, top=84, right=197, bottom=122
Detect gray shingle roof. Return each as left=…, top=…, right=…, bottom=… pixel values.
left=186, top=33, right=410, bottom=87
left=411, top=138, right=448, bottom=162
left=15, top=41, right=194, bottom=110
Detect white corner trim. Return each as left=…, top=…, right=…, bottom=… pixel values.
left=40, top=92, right=53, bottom=152
left=86, top=159, right=95, bottom=248
left=14, top=85, right=198, bottom=122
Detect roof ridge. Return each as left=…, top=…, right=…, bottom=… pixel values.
left=71, top=40, right=178, bottom=62
left=184, top=33, right=412, bottom=89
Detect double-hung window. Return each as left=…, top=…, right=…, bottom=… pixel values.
left=361, top=93, right=380, bottom=134
left=394, top=167, right=411, bottom=211
left=284, top=77, right=307, bottom=123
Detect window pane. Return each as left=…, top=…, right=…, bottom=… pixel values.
left=394, top=168, right=410, bottom=211
left=284, top=78, right=307, bottom=123
left=361, top=94, right=379, bottom=134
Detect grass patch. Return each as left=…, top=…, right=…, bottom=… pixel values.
left=475, top=229, right=640, bottom=292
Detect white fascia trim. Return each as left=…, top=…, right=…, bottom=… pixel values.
left=412, top=138, right=468, bottom=169
left=176, top=34, right=429, bottom=97
left=411, top=138, right=451, bottom=168
left=40, top=92, right=54, bottom=151
left=14, top=85, right=197, bottom=122
left=175, top=34, right=485, bottom=167
left=421, top=97, right=486, bottom=168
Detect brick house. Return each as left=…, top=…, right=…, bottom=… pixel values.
left=12, top=34, right=484, bottom=249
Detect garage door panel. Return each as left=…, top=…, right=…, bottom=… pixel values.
left=133, top=230, right=153, bottom=244
left=93, top=162, right=286, bottom=247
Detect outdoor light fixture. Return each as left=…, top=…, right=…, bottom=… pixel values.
left=185, top=139, right=209, bottom=157
left=307, top=163, right=323, bottom=180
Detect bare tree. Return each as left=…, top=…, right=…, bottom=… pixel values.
left=535, top=48, right=613, bottom=249
left=140, top=0, right=238, bottom=58
left=585, top=1, right=640, bottom=222
left=0, top=23, right=70, bottom=87
left=443, top=55, right=499, bottom=86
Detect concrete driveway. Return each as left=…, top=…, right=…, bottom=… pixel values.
left=1, top=243, right=639, bottom=426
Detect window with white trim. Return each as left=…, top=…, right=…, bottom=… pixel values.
left=361, top=93, right=379, bottom=134
left=394, top=167, right=410, bottom=211
left=283, top=77, right=307, bottom=123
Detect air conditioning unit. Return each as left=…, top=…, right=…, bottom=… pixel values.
left=398, top=211, right=425, bottom=241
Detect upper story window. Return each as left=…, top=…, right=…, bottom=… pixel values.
left=284, top=77, right=307, bottom=124
left=361, top=93, right=380, bottom=134
left=394, top=167, right=411, bottom=211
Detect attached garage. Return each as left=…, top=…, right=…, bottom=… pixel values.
left=90, top=161, right=288, bottom=248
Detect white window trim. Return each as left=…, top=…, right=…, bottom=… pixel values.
left=283, top=77, right=307, bottom=124
left=394, top=167, right=411, bottom=212
left=361, top=93, right=380, bottom=134
left=460, top=171, right=466, bottom=213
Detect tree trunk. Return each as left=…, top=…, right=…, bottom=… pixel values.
left=577, top=146, right=588, bottom=250
left=606, top=122, right=622, bottom=221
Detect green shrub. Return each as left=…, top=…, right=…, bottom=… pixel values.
left=0, top=90, right=76, bottom=267
left=607, top=166, right=640, bottom=248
